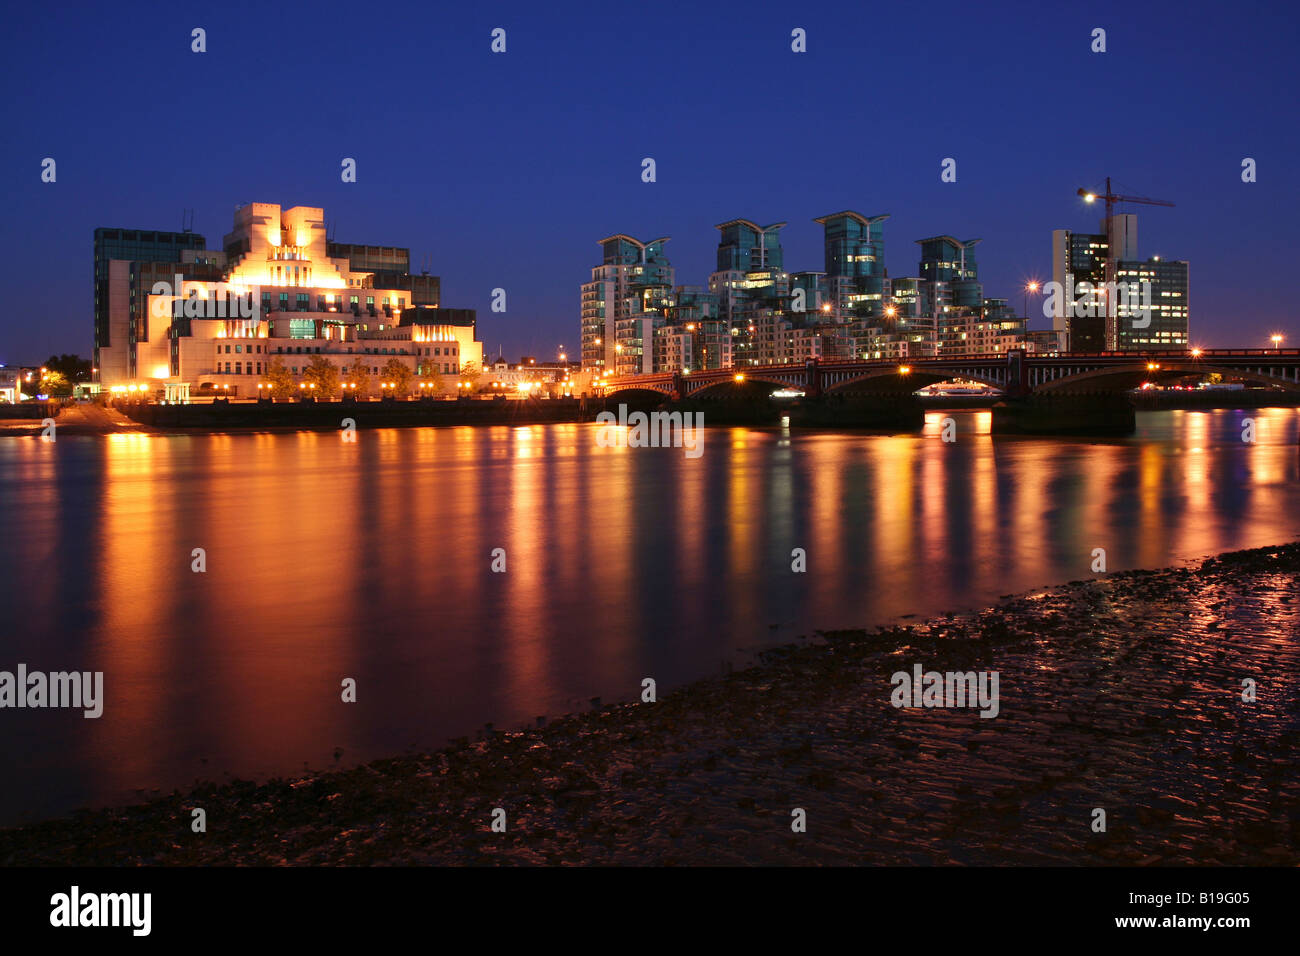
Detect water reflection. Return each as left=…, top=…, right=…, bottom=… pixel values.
left=0, top=408, right=1296, bottom=824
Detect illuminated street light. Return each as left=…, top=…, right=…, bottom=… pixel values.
left=899, top=365, right=911, bottom=375
left=734, top=373, right=746, bottom=382
left=1023, top=280, right=1040, bottom=318
left=1190, top=348, right=1202, bottom=358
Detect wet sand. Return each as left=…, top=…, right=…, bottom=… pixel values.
left=2, top=542, right=1297, bottom=866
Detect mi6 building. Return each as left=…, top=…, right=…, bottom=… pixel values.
left=93, top=203, right=483, bottom=397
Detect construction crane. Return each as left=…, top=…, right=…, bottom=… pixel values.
left=1073, top=177, right=1176, bottom=349
left=1076, top=177, right=1175, bottom=220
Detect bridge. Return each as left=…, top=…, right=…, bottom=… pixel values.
left=601, top=349, right=1300, bottom=400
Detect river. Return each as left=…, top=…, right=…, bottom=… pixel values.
left=0, top=407, right=1297, bottom=826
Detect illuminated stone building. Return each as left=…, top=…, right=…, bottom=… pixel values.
left=94, top=202, right=482, bottom=396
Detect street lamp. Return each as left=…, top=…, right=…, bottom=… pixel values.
left=1024, top=280, right=1040, bottom=319
left=1271, top=334, right=1283, bottom=351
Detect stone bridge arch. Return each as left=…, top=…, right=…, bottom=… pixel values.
left=1034, top=361, right=1300, bottom=393
left=685, top=372, right=797, bottom=398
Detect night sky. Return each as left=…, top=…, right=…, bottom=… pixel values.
left=2, top=0, right=1296, bottom=364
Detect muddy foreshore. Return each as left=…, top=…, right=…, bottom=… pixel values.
left=3, top=543, right=1298, bottom=866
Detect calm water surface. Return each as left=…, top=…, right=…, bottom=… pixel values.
left=1, top=408, right=1298, bottom=825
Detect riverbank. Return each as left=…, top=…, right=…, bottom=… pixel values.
left=2, top=389, right=1296, bottom=437
left=2, top=541, right=1296, bottom=866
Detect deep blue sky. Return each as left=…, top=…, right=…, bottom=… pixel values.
left=2, top=0, right=1297, bottom=364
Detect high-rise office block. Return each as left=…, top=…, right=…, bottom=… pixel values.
left=708, top=220, right=790, bottom=366
left=580, top=235, right=674, bottom=374
left=94, top=228, right=208, bottom=381
left=917, top=236, right=983, bottom=316
left=1115, top=258, right=1189, bottom=350
left=1052, top=216, right=1189, bottom=350
left=815, top=211, right=889, bottom=319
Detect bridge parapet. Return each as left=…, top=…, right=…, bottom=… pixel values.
left=601, top=350, right=1300, bottom=397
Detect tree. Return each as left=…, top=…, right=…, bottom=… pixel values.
left=39, top=369, right=72, bottom=396
left=458, top=359, right=481, bottom=395
left=44, top=354, right=92, bottom=383
left=346, top=358, right=371, bottom=398
left=264, top=356, right=295, bottom=400
left=381, top=357, right=413, bottom=397
left=417, top=360, right=444, bottom=395
left=302, top=355, right=340, bottom=398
